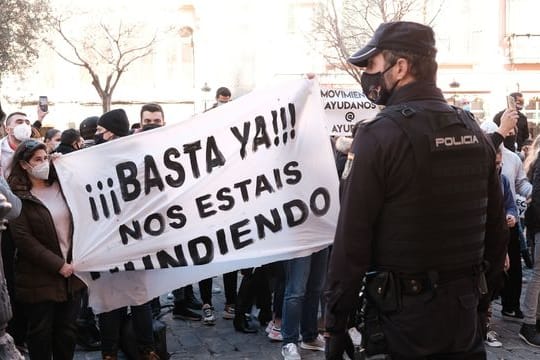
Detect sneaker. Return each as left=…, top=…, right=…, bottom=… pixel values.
left=300, top=334, right=325, bottom=351
left=172, top=306, right=202, bottom=321
left=265, top=320, right=274, bottom=334
left=268, top=326, right=283, bottom=342
left=485, top=330, right=502, bottom=347
left=223, top=304, right=235, bottom=320
left=281, top=343, right=301, bottom=360
left=519, top=323, right=540, bottom=347
left=502, top=309, right=524, bottom=321
left=202, top=304, right=216, bottom=325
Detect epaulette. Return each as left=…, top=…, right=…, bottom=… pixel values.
left=360, top=103, right=420, bottom=128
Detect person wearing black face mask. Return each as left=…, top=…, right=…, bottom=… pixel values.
left=503, top=130, right=518, bottom=152
left=481, top=119, right=532, bottom=328
left=139, top=103, right=165, bottom=132
left=360, top=60, right=398, bottom=105
left=137, top=104, right=206, bottom=328
left=139, top=100, right=236, bottom=329
left=93, top=109, right=160, bottom=359
left=324, top=21, right=508, bottom=360
left=94, top=109, right=130, bottom=145
left=137, top=103, right=171, bottom=320
left=55, top=129, right=84, bottom=155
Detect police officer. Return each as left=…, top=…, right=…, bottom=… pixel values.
left=324, top=21, right=508, bottom=359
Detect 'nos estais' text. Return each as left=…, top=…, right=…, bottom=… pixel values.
left=84, top=103, right=332, bottom=278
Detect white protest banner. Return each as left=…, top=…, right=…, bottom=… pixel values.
left=516, top=194, right=528, bottom=219
left=320, top=87, right=379, bottom=136
left=55, top=79, right=340, bottom=313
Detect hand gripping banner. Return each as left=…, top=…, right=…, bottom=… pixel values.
left=55, top=79, right=339, bottom=313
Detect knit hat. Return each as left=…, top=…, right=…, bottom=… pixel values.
left=98, top=109, right=129, bottom=137
left=79, top=116, right=98, bottom=140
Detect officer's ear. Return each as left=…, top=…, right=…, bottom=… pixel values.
left=394, top=58, right=411, bottom=80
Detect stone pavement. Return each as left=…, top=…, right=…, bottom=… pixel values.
left=72, top=276, right=325, bottom=360
left=69, top=271, right=540, bottom=360
left=484, top=266, right=540, bottom=360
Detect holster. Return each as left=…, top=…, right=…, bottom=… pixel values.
left=365, top=271, right=401, bottom=313
left=361, top=300, right=391, bottom=359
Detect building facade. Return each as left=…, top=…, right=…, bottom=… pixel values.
left=1, top=0, right=538, bottom=132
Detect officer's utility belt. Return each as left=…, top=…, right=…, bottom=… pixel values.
left=400, top=266, right=481, bottom=295
left=366, top=265, right=486, bottom=313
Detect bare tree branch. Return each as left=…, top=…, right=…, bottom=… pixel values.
left=53, top=19, right=91, bottom=67
left=51, top=48, right=85, bottom=67
left=117, top=35, right=156, bottom=66
left=310, top=0, right=441, bottom=85
left=51, top=15, right=160, bottom=112
left=426, top=0, right=446, bottom=25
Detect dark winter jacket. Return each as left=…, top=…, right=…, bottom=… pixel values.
left=501, top=174, right=518, bottom=220
left=9, top=186, right=85, bottom=303
left=54, top=143, right=76, bottom=155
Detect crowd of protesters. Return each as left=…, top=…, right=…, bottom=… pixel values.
left=0, top=80, right=540, bottom=360
left=0, top=85, right=328, bottom=360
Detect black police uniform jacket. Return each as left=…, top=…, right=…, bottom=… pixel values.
left=324, top=80, right=509, bottom=333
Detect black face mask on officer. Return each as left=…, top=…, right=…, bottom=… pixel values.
left=361, top=61, right=399, bottom=105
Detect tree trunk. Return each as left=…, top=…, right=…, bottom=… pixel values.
left=102, top=94, right=112, bottom=113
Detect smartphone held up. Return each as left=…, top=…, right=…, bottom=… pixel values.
left=506, top=95, right=516, bottom=111
left=39, top=96, right=48, bottom=113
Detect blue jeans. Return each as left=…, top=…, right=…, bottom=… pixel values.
left=281, top=247, right=329, bottom=345
left=522, top=233, right=540, bottom=324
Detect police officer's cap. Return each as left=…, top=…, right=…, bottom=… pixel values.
left=348, top=21, right=437, bottom=67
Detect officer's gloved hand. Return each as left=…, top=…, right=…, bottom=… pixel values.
left=325, top=331, right=355, bottom=360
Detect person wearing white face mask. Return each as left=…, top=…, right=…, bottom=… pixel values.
left=0, top=112, right=35, bottom=349
left=7, top=139, right=85, bottom=360
left=0, top=112, right=33, bottom=179
left=43, top=128, right=61, bottom=154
